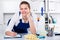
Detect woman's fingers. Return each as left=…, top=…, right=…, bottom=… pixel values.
left=10, top=32, right=17, bottom=36
left=5, top=31, right=17, bottom=37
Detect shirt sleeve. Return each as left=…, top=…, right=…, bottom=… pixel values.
left=5, top=13, right=19, bottom=32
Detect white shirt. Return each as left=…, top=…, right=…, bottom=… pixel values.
left=5, top=13, right=22, bottom=32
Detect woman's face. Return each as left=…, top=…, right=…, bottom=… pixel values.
left=20, top=4, right=30, bottom=17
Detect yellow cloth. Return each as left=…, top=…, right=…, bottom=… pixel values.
left=24, top=34, right=39, bottom=40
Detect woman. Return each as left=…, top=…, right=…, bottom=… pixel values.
left=5, top=1, right=36, bottom=36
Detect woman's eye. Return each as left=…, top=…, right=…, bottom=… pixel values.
left=20, top=8, right=23, bottom=10
left=25, top=8, right=27, bottom=10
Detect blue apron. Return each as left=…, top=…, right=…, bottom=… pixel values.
left=12, top=19, right=30, bottom=33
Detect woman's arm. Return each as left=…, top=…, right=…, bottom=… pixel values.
left=5, top=13, right=19, bottom=36
left=27, top=14, right=36, bottom=34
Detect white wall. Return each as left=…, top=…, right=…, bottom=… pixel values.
left=0, top=1, right=3, bottom=24
left=0, top=0, right=22, bottom=24
left=49, top=0, right=60, bottom=13
left=2, top=0, right=20, bottom=13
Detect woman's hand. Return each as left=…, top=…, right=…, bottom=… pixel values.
left=27, top=13, right=31, bottom=19
left=5, top=31, right=17, bottom=37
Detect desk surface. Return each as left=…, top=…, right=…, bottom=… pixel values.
left=4, top=34, right=60, bottom=40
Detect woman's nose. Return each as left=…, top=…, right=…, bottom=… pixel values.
left=22, top=9, right=26, bottom=12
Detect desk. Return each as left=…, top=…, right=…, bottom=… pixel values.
left=4, top=34, right=60, bottom=40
